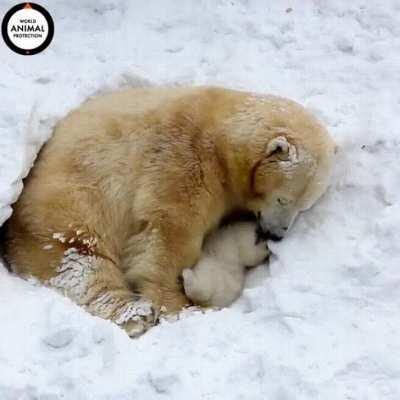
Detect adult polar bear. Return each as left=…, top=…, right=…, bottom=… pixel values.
left=5, top=86, right=335, bottom=336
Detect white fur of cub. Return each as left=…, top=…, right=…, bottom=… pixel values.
left=182, top=222, right=269, bottom=308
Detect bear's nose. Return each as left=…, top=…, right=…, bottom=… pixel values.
left=265, top=231, right=283, bottom=242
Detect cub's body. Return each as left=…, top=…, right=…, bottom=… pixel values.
left=183, top=222, right=269, bottom=307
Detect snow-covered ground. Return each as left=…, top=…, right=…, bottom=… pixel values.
left=1, top=0, right=400, bottom=398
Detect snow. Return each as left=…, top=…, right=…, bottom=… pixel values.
left=1, top=0, right=400, bottom=398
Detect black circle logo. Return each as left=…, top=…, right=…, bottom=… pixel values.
left=1, top=3, right=54, bottom=55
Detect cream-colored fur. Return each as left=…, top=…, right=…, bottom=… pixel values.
left=183, top=222, right=268, bottom=308
left=4, top=86, right=335, bottom=336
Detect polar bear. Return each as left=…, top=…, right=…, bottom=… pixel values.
left=183, top=221, right=269, bottom=308
left=4, top=86, right=335, bottom=336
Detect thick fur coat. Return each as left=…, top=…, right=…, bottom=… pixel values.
left=5, top=86, right=335, bottom=336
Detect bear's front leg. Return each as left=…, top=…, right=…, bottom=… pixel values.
left=47, top=249, right=156, bottom=337
left=122, top=219, right=203, bottom=314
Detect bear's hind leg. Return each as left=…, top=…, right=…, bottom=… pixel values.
left=6, top=225, right=155, bottom=337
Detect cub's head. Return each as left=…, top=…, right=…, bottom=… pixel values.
left=226, top=95, right=336, bottom=241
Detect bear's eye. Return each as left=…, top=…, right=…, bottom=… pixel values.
left=277, top=198, right=289, bottom=206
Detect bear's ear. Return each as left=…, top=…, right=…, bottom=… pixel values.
left=265, top=136, right=297, bottom=162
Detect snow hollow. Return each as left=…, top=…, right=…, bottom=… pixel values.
left=0, top=1, right=399, bottom=399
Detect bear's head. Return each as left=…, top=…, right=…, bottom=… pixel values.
left=248, top=133, right=335, bottom=241
left=223, top=94, right=336, bottom=241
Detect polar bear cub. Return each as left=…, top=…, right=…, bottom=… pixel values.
left=182, top=222, right=269, bottom=308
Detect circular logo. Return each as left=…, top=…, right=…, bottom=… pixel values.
left=1, top=3, right=54, bottom=55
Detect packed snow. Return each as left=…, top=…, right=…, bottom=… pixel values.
left=1, top=0, right=400, bottom=399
